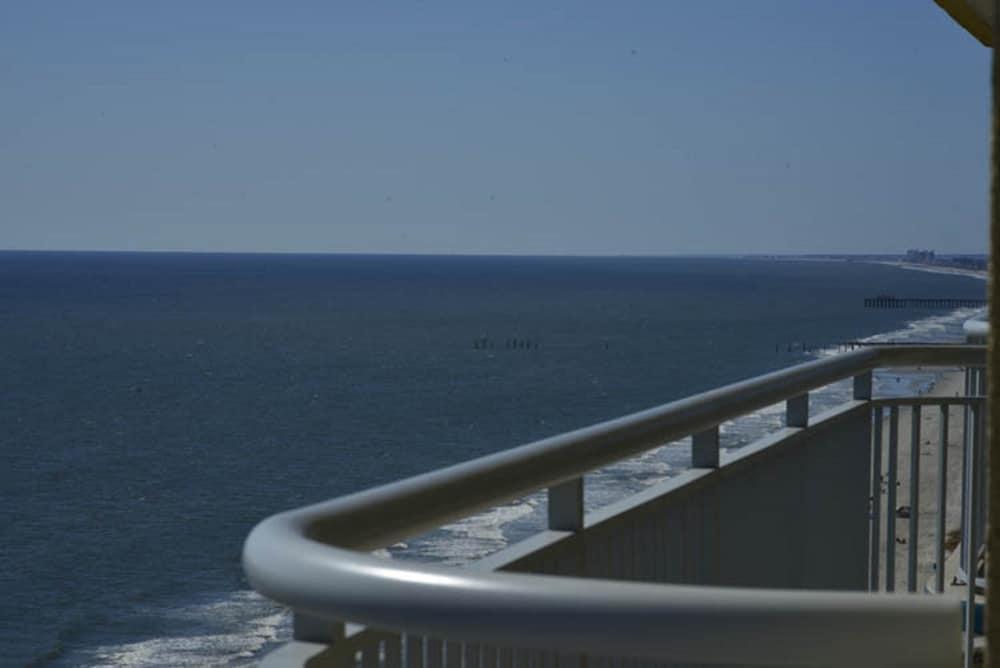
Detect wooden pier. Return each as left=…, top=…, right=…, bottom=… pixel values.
left=863, top=296, right=986, bottom=309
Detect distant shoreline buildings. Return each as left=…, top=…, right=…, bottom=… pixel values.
left=904, top=248, right=986, bottom=271
left=904, top=248, right=935, bottom=264
left=750, top=251, right=987, bottom=272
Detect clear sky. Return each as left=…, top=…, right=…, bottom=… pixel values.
left=0, top=2, right=991, bottom=255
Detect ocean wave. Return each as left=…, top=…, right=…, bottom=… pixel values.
left=862, top=307, right=982, bottom=345
left=57, top=591, right=289, bottom=668
left=400, top=499, right=542, bottom=565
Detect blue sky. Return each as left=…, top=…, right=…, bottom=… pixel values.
left=0, top=2, right=990, bottom=254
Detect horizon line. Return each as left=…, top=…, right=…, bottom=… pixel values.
left=0, top=248, right=988, bottom=259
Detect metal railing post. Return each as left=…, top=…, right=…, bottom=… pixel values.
left=548, top=478, right=584, bottom=531
left=961, top=367, right=972, bottom=572
left=786, top=393, right=809, bottom=428
left=853, top=371, right=873, bottom=401
left=935, top=405, right=949, bottom=594
left=853, top=371, right=880, bottom=592
left=294, top=612, right=345, bottom=643
left=870, top=405, right=883, bottom=592
left=960, top=338, right=986, bottom=578
left=886, top=406, right=899, bottom=592
left=908, top=406, right=922, bottom=592
left=964, top=402, right=982, bottom=668
left=692, top=426, right=720, bottom=468
left=975, top=394, right=987, bottom=563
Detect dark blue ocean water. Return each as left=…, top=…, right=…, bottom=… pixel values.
left=0, top=252, right=985, bottom=666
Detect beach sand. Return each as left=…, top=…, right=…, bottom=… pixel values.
left=879, top=368, right=969, bottom=592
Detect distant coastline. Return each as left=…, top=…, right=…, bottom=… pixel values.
left=751, top=253, right=988, bottom=283
left=871, top=260, right=987, bottom=282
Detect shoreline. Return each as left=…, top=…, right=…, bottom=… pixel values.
left=880, top=367, right=968, bottom=592
left=869, top=260, right=987, bottom=282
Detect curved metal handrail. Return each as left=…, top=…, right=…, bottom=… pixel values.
left=245, top=520, right=959, bottom=666
left=964, top=311, right=989, bottom=339
left=244, top=345, right=981, bottom=666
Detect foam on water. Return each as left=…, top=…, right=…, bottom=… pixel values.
left=397, top=498, right=542, bottom=564
left=54, top=591, right=290, bottom=668
left=585, top=440, right=687, bottom=509
left=862, top=307, right=982, bottom=345
left=718, top=400, right=787, bottom=448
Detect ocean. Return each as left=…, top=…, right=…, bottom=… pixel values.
left=0, top=252, right=985, bottom=666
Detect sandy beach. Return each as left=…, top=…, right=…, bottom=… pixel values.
left=879, top=367, right=970, bottom=592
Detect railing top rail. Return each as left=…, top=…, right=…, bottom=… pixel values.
left=964, top=311, right=989, bottom=338
left=277, top=344, right=981, bottom=550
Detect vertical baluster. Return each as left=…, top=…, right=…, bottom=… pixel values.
left=908, top=405, right=921, bottom=592
left=385, top=635, right=403, bottom=668
left=498, top=647, right=513, bottom=668
left=548, top=478, right=583, bottom=531
left=590, top=532, right=607, bottom=579
left=654, top=507, right=667, bottom=583
left=692, top=425, right=718, bottom=587
left=638, top=514, right=653, bottom=583
left=362, top=637, right=381, bottom=668
left=611, top=528, right=624, bottom=579
left=406, top=635, right=424, bottom=668
left=673, top=503, right=686, bottom=583
left=464, top=643, right=482, bottom=668
left=663, top=508, right=676, bottom=583
left=964, top=403, right=981, bottom=668
left=426, top=638, right=443, bottom=668
left=886, top=406, right=899, bottom=591
left=960, top=369, right=972, bottom=571
left=512, top=648, right=531, bottom=668
left=629, top=516, right=646, bottom=582
left=598, top=531, right=613, bottom=581
left=482, top=645, right=497, bottom=668
left=445, top=642, right=462, bottom=668
left=634, top=518, right=646, bottom=582
left=685, top=498, right=702, bottom=584
left=976, top=398, right=987, bottom=561
left=702, top=489, right=719, bottom=585
left=622, top=523, right=635, bottom=581
left=936, top=405, right=949, bottom=593
left=870, top=405, right=883, bottom=592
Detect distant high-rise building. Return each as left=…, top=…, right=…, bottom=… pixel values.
left=905, top=248, right=936, bottom=264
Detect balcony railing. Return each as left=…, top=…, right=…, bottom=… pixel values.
left=243, top=344, right=986, bottom=668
